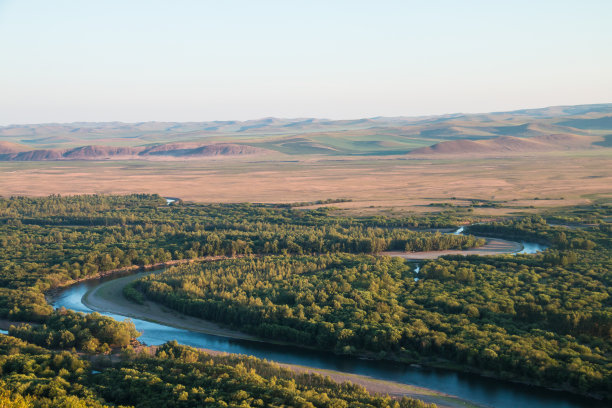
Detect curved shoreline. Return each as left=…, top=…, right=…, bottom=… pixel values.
left=126, top=345, right=479, bottom=408
left=46, top=254, right=246, bottom=299
left=81, top=233, right=525, bottom=344
left=382, top=237, right=524, bottom=260
left=62, top=244, right=604, bottom=407
left=78, top=259, right=599, bottom=406
left=48, top=226, right=534, bottom=302
left=80, top=272, right=482, bottom=408
left=49, top=232, right=561, bottom=407
left=82, top=270, right=259, bottom=342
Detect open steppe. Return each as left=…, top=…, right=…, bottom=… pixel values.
left=0, top=104, right=612, bottom=212
left=1, top=104, right=611, bottom=212
left=1, top=151, right=610, bottom=214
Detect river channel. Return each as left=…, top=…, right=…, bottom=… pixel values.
left=48, top=232, right=605, bottom=408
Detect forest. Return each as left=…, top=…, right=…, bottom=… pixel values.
left=0, top=334, right=433, bottom=408
left=0, top=194, right=485, bottom=407
left=0, top=194, right=479, bottom=321
left=129, top=208, right=612, bottom=398
left=0, top=194, right=610, bottom=404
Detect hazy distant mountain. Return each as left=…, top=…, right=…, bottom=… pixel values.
left=0, top=141, right=30, bottom=154
left=0, top=103, right=610, bottom=159
left=0, top=143, right=273, bottom=161
left=410, top=133, right=594, bottom=155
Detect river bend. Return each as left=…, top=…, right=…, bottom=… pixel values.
left=48, top=233, right=605, bottom=408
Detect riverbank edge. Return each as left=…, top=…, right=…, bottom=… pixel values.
left=46, top=238, right=504, bottom=304
left=78, top=267, right=609, bottom=403
left=64, top=274, right=484, bottom=408
left=382, top=236, right=524, bottom=260
left=45, top=254, right=249, bottom=301
left=87, top=345, right=483, bottom=408
left=0, top=327, right=480, bottom=408
left=81, top=273, right=261, bottom=342
left=45, top=223, right=501, bottom=299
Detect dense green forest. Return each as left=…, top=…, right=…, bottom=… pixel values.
left=0, top=194, right=484, bottom=406
left=0, top=194, right=479, bottom=321
left=8, top=308, right=140, bottom=353
left=0, top=194, right=610, bottom=403
left=0, top=334, right=432, bottom=408
left=129, top=209, right=612, bottom=398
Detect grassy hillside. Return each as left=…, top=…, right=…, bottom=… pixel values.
left=1, top=104, right=611, bottom=157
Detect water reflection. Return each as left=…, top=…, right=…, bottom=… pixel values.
left=517, top=242, right=547, bottom=254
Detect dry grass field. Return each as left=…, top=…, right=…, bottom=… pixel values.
left=3, top=105, right=612, bottom=213
left=1, top=149, right=610, bottom=214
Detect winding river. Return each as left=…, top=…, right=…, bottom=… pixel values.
left=48, top=232, right=605, bottom=408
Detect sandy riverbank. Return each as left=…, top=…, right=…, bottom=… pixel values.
left=82, top=270, right=482, bottom=407
left=47, top=255, right=247, bottom=298
left=275, top=363, right=481, bottom=408
left=125, top=345, right=481, bottom=408
left=82, top=271, right=258, bottom=342
left=383, top=237, right=523, bottom=260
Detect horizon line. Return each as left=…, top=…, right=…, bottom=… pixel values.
left=1, top=102, right=611, bottom=128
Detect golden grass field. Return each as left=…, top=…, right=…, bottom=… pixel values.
left=2, top=149, right=610, bottom=214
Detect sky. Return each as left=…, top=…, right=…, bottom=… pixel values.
left=1, top=0, right=611, bottom=124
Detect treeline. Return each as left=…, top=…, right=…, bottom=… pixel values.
left=92, top=341, right=434, bottom=408
left=466, top=215, right=604, bottom=250
left=0, top=334, right=434, bottom=408
left=544, top=201, right=611, bottom=226
left=403, top=233, right=484, bottom=252
left=278, top=198, right=354, bottom=208
left=0, top=194, right=479, bottom=321
left=467, top=215, right=609, bottom=269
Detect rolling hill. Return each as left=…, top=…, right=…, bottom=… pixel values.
left=0, top=143, right=274, bottom=161
left=0, top=141, right=30, bottom=154
left=409, top=133, right=595, bottom=155
left=0, top=103, right=610, bottom=159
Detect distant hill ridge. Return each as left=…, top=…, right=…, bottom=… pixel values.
left=0, top=141, right=31, bottom=154
left=409, top=133, right=592, bottom=155
left=0, top=142, right=272, bottom=161
left=0, top=103, right=610, bottom=158
left=2, top=103, right=611, bottom=136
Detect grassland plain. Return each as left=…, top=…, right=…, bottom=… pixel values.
left=2, top=104, right=611, bottom=214
left=1, top=151, right=610, bottom=215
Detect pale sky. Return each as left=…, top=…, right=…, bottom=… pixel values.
left=1, top=0, right=611, bottom=124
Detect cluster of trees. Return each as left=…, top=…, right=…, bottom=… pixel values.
left=278, top=198, right=353, bottom=208
left=0, top=334, right=433, bottom=408
left=543, top=201, right=610, bottom=226
left=0, top=334, right=114, bottom=408
left=90, top=341, right=434, bottom=408
left=9, top=308, right=140, bottom=353
left=0, top=194, right=479, bottom=321
left=403, top=233, right=483, bottom=252
left=132, top=214, right=612, bottom=397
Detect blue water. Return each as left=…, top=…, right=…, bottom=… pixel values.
left=49, top=267, right=605, bottom=408
left=453, top=226, right=548, bottom=255
left=517, top=241, right=547, bottom=254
